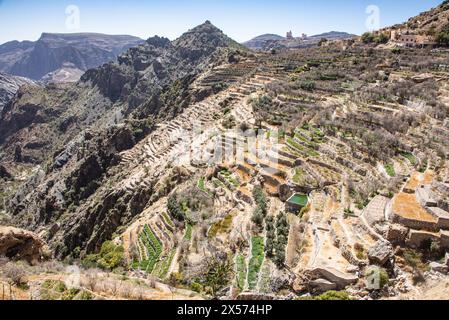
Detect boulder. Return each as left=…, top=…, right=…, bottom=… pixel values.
left=0, top=226, right=46, bottom=264
left=429, top=262, right=448, bottom=274
left=308, top=267, right=358, bottom=289
left=346, top=265, right=360, bottom=274
left=309, top=278, right=337, bottom=293
left=411, top=73, right=434, bottom=83
left=270, top=269, right=294, bottom=292
left=445, top=252, right=449, bottom=267
left=0, top=164, right=13, bottom=180
left=368, top=241, right=393, bottom=266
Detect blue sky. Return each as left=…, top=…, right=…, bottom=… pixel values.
left=0, top=0, right=444, bottom=44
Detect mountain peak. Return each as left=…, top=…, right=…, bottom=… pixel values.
left=172, top=21, right=238, bottom=50
left=186, top=20, right=224, bottom=35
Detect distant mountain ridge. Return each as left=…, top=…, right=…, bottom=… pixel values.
left=243, top=31, right=356, bottom=50
left=0, top=33, right=144, bottom=80
left=243, top=34, right=285, bottom=50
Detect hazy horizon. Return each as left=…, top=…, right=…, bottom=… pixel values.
left=0, top=0, right=444, bottom=44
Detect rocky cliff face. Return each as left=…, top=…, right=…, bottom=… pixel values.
left=0, top=72, right=36, bottom=111
left=0, top=21, right=247, bottom=258
left=82, top=21, right=245, bottom=106
left=0, top=33, right=144, bottom=80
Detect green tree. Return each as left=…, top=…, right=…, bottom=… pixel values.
left=361, top=32, right=375, bottom=44
left=435, top=27, right=449, bottom=46
left=168, top=194, right=185, bottom=221
left=82, top=241, right=125, bottom=271
left=203, top=257, right=233, bottom=298
left=376, top=33, right=389, bottom=44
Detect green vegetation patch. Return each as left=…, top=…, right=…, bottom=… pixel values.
left=220, top=169, right=240, bottom=188
left=161, top=212, right=175, bottom=228
left=247, top=236, right=265, bottom=290
left=298, top=290, right=351, bottom=300
left=154, top=248, right=176, bottom=279
left=208, top=214, right=234, bottom=239
left=251, top=186, right=268, bottom=227
left=384, top=163, right=396, bottom=177
left=40, top=280, right=93, bottom=300
left=401, top=152, right=417, bottom=166
left=198, top=178, right=206, bottom=192
left=292, top=167, right=304, bottom=184
left=134, top=225, right=163, bottom=274
left=235, top=254, right=247, bottom=290
left=184, top=223, right=193, bottom=241
left=258, top=262, right=271, bottom=293
left=402, top=248, right=427, bottom=271
left=82, top=241, right=125, bottom=271
left=197, top=177, right=213, bottom=196
left=286, top=137, right=319, bottom=157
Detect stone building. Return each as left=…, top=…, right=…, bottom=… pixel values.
left=391, top=30, right=436, bottom=47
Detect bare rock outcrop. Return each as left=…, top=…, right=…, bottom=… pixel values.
left=0, top=164, right=13, bottom=180
left=309, top=278, right=337, bottom=293
left=368, top=241, right=394, bottom=266
left=429, top=262, right=448, bottom=274
left=306, top=267, right=358, bottom=289
left=0, top=226, right=46, bottom=264
left=0, top=72, right=36, bottom=111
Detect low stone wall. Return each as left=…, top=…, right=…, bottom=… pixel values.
left=237, top=163, right=254, bottom=176
left=416, top=186, right=438, bottom=207
left=330, top=222, right=366, bottom=267
left=386, top=224, right=409, bottom=244
left=303, top=162, right=325, bottom=187
left=363, top=195, right=388, bottom=226
left=428, top=207, right=449, bottom=230
left=259, top=172, right=279, bottom=186
left=276, top=148, right=298, bottom=161
left=406, top=229, right=440, bottom=248
left=236, top=190, right=253, bottom=205
left=391, top=211, right=439, bottom=233
left=308, top=159, right=343, bottom=174
left=440, top=231, right=449, bottom=248
left=292, top=184, right=316, bottom=194
left=266, top=151, right=295, bottom=167
left=217, top=172, right=237, bottom=191
left=434, top=182, right=449, bottom=194
left=335, top=156, right=367, bottom=176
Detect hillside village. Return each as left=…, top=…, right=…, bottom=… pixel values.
left=0, top=3, right=449, bottom=301
left=361, top=0, right=449, bottom=48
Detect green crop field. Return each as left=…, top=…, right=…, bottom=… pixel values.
left=247, top=236, right=265, bottom=290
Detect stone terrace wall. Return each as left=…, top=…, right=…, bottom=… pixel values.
left=391, top=211, right=439, bottom=232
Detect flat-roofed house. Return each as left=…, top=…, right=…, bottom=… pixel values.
left=391, top=30, right=436, bottom=47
